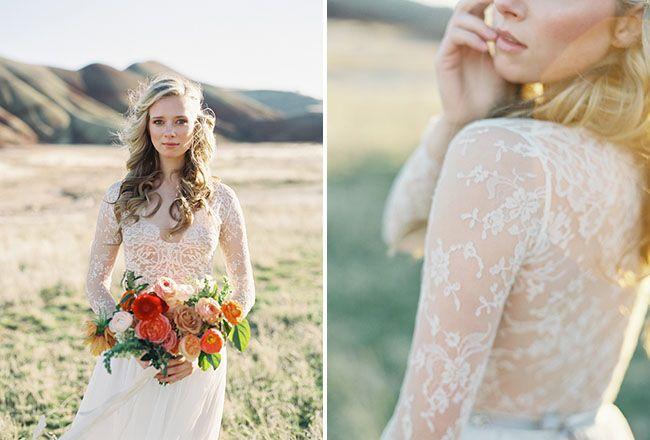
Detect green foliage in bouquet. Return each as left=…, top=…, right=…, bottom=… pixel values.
left=186, top=276, right=231, bottom=307
left=102, top=328, right=174, bottom=377
left=198, top=352, right=222, bottom=370
left=227, top=319, right=251, bottom=352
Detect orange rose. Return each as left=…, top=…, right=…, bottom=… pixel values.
left=179, top=334, right=201, bottom=361
left=119, top=289, right=136, bottom=312
left=200, top=328, right=224, bottom=354
left=221, top=300, right=244, bottom=325
left=173, top=305, right=203, bottom=335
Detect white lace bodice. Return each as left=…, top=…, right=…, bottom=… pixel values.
left=85, top=180, right=255, bottom=319
left=381, top=116, right=649, bottom=439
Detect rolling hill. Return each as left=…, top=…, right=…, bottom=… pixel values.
left=0, top=56, right=322, bottom=146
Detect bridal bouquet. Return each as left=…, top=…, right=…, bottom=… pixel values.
left=83, top=270, right=251, bottom=384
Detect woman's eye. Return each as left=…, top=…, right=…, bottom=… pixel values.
left=177, top=119, right=187, bottom=124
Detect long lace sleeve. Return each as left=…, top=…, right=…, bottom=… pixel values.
left=382, top=115, right=454, bottom=258
left=85, top=181, right=122, bottom=317
left=381, top=121, right=550, bottom=439
left=217, top=183, right=256, bottom=317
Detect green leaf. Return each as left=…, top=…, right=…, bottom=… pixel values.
left=198, top=352, right=211, bottom=371
left=228, top=319, right=251, bottom=352
left=206, top=353, right=221, bottom=369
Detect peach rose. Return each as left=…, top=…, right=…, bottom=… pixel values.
left=221, top=300, right=244, bottom=325
left=200, top=328, right=224, bottom=354
left=195, top=298, right=223, bottom=324
left=179, top=334, right=201, bottom=361
left=173, top=305, right=203, bottom=335
left=135, top=315, right=172, bottom=344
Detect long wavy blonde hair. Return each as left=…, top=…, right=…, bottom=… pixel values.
left=488, top=0, right=650, bottom=287
left=111, top=73, right=219, bottom=239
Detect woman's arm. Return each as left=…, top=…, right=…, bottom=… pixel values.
left=217, top=184, right=256, bottom=317
left=382, top=115, right=462, bottom=258
left=85, top=182, right=122, bottom=317
left=382, top=121, right=550, bottom=439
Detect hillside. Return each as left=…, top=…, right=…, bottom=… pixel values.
left=0, top=56, right=322, bottom=146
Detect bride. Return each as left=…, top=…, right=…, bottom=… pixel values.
left=61, top=73, right=255, bottom=439
left=380, top=0, right=649, bottom=439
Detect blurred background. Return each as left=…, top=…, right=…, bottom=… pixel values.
left=0, top=1, right=323, bottom=438
left=327, top=0, right=650, bottom=439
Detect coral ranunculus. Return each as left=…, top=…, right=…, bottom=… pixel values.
left=200, top=328, right=224, bottom=354
left=222, top=300, right=244, bottom=325
left=119, top=289, right=136, bottom=312
left=132, top=293, right=164, bottom=321
left=135, top=315, right=172, bottom=344
left=179, top=334, right=201, bottom=361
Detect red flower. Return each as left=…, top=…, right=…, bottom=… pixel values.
left=135, top=315, right=172, bottom=344
left=132, top=293, right=164, bottom=321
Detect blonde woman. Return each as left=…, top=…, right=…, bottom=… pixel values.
left=63, top=74, right=255, bottom=439
left=381, top=0, right=648, bottom=439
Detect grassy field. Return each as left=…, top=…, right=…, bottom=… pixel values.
left=0, top=142, right=323, bottom=439
left=327, top=18, right=650, bottom=439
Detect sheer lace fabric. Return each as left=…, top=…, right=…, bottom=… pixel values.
left=85, top=180, right=255, bottom=318
left=381, top=117, right=648, bottom=439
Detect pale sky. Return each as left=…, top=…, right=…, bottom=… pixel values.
left=1, top=0, right=323, bottom=98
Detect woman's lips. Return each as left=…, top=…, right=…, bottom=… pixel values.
left=163, top=142, right=179, bottom=147
left=495, top=28, right=527, bottom=53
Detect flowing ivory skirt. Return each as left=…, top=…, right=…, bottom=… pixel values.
left=461, top=403, right=635, bottom=440
left=58, top=347, right=227, bottom=440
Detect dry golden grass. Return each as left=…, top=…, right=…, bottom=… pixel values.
left=0, top=142, right=323, bottom=439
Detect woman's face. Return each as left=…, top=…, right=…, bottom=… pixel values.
left=148, top=95, right=198, bottom=161
left=490, top=0, right=619, bottom=84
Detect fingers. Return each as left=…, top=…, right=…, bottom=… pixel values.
left=442, top=6, right=497, bottom=53
left=155, top=361, right=193, bottom=384
left=456, top=0, right=493, bottom=15
left=453, top=13, right=497, bottom=42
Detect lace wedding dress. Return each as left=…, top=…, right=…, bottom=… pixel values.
left=61, top=180, right=255, bottom=440
left=380, top=116, right=648, bottom=439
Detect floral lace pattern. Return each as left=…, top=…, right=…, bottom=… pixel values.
left=381, top=117, right=648, bottom=439
left=85, top=180, right=255, bottom=319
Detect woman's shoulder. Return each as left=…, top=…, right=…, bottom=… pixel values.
left=103, top=179, right=124, bottom=203
left=458, top=116, right=571, bottom=139
left=208, top=179, right=240, bottom=208
left=445, top=117, right=552, bottom=163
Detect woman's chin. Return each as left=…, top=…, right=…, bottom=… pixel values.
left=493, top=58, right=538, bottom=84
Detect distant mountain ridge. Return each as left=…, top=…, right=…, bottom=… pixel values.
left=0, top=57, right=322, bottom=146
left=328, top=0, right=452, bottom=40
